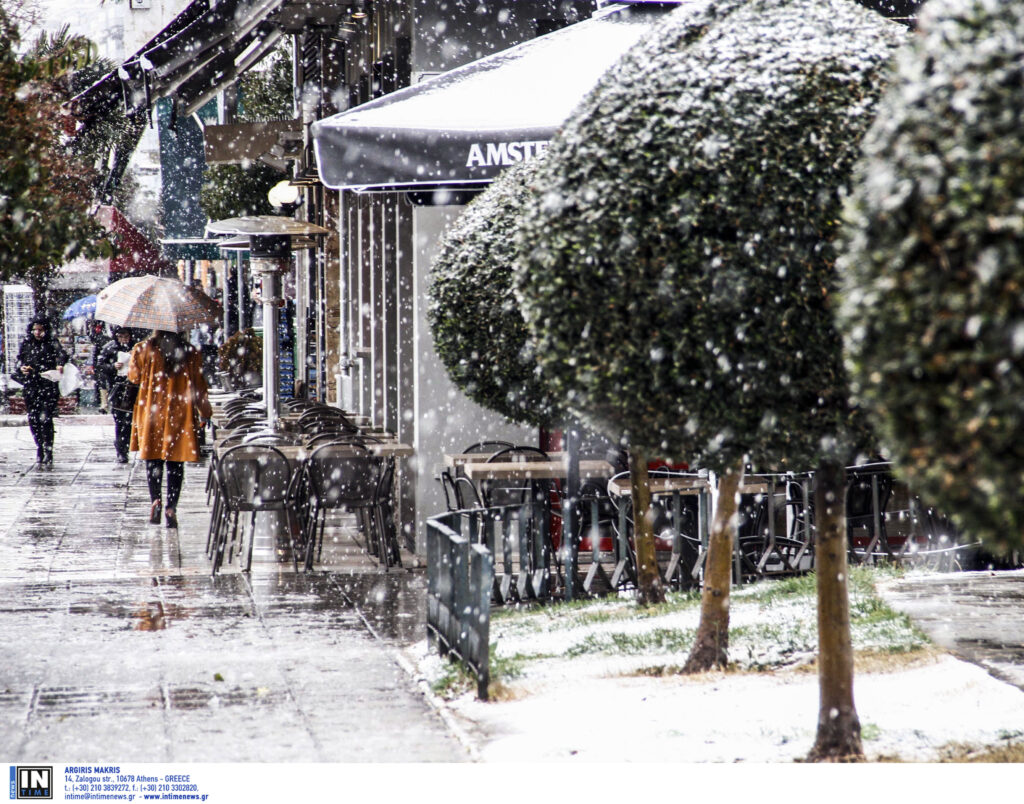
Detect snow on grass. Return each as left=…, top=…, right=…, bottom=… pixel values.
left=409, top=567, right=1024, bottom=762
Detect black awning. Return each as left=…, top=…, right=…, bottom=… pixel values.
left=70, top=0, right=347, bottom=122
left=311, top=3, right=675, bottom=192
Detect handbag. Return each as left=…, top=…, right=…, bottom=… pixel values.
left=110, top=381, right=139, bottom=412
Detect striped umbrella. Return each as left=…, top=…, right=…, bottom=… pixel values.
left=95, top=276, right=220, bottom=333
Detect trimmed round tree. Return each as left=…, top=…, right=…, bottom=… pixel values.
left=428, top=157, right=564, bottom=428
left=515, top=0, right=902, bottom=759
left=840, top=0, right=1024, bottom=555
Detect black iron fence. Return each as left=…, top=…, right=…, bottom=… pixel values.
left=425, top=511, right=494, bottom=699
left=426, top=461, right=986, bottom=698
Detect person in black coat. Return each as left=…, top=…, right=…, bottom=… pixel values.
left=15, top=317, right=69, bottom=468
left=96, top=327, right=137, bottom=463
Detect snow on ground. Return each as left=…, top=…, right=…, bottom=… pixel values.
left=407, top=575, right=1024, bottom=765
left=429, top=653, right=1024, bottom=763
left=411, top=642, right=1024, bottom=764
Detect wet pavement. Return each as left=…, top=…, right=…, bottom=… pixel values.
left=0, top=421, right=468, bottom=762
left=879, top=570, right=1024, bottom=694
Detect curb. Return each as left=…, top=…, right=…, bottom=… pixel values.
left=322, top=573, right=481, bottom=761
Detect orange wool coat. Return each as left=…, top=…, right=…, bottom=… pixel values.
left=128, top=340, right=213, bottom=462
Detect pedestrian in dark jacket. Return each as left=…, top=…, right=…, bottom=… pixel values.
left=96, top=327, right=137, bottom=463
left=15, top=317, right=69, bottom=468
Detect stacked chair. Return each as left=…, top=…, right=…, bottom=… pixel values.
left=210, top=443, right=303, bottom=574
left=297, top=443, right=401, bottom=571
left=208, top=398, right=403, bottom=574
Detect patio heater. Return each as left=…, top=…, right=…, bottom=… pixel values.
left=206, top=216, right=329, bottom=428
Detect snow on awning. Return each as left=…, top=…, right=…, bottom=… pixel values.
left=312, top=3, right=675, bottom=192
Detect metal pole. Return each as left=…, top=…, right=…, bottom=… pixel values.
left=221, top=259, right=230, bottom=336
left=295, top=249, right=307, bottom=398
left=237, top=258, right=246, bottom=332
left=251, top=255, right=284, bottom=428
left=337, top=191, right=349, bottom=408
left=253, top=233, right=293, bottom=426
left=562, top=426, right=580, bottom=601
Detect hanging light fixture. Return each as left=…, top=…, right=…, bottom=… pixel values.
left=350, top=0, right=369, bottom=19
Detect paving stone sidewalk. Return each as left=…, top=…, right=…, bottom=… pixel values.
left=0, top=422, right=467, bottom=762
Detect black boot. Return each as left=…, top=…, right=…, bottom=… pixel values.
left=42, top=448, right=53, bottom=468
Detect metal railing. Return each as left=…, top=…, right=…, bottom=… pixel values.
left=426, top=510, right=494, bottom=700
left=426, top=462, right=983, bottom=698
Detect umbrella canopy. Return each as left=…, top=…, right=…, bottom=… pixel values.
left=95, top=276, right=220, bottom=333
left=311, top=2, right=674, bottom=192
left=62, top=295, right=98, bottom=320
left=205, top=215, right=330, bottom=238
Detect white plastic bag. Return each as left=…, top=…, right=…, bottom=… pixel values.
left=58, top=363, right=82, bottom=396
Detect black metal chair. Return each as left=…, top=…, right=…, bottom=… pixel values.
left=297, top=406, right=360, bottom=428
left=373, top=458, right=402, bottom=567
left=479, top=446, right=550, bottom=508
left=242, top=431, right=304, bottom=446
left=211, top=444, right=302, bottom=574
left=224, top=413, right=263, bottom=430
left=736, top=473, right=814, bottom=579
left=462, top=440, right=515, bottom=454
left=300, top=444, right=387, bottom=570
left=299, top=412, right=361, bottom=434
left=846, top=463, right=894, bottom=564
left=307, top=432, right=382, bottom=449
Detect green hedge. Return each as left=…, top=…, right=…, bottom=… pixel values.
left=428, top=157, right=565, bottom=428
left=839, top=0, right=1024, bottom=550
left=514, top=0, right=901, bottom=471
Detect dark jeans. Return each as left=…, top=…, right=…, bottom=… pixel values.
left=146, top=460, right=184, bottom=510
left=27, top=407, right=55, bottom=461
left=112, top=409, right=132, bottom=459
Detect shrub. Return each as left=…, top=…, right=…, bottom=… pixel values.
left=428, top=157, right=565, bottom=428
left=839, top=0, right=1024, bottom=551
left=218, top=328, right=262, bottom=387
left=514, top=0, right=902, bottom=470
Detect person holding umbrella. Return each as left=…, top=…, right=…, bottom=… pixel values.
left=127, top=331, right=213, bottom=528
left=15, top=317, right=69, bottom=468
left=96, top=327, right=138, bottom=463
left=96, top=276, right=218, bottom=527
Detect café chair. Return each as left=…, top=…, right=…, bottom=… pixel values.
left=462, top=440, right=515, bottom=454
left=374, top=458, right=402, bottom=567
left=300, top=444, right=388, bottom=570
left=479, top=445, right=550, bottom=508
left=846, top=463, right=894, bottom=564
left=211, top=444, right=303, bottom=574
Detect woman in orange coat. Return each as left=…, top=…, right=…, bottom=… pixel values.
left=128, top=330, right=213, bottom=529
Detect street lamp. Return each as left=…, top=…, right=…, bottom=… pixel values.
left=206, top=215, right=329, bottom=427
left=267, top=180, right=301, bottom=213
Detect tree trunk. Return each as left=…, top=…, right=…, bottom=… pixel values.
left=807, top=458, right=864, bottom=762
left=628, top=450, right=666, bottom=606
left=683, top=462, right=743, bottom=673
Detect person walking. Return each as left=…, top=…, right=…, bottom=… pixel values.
left=15, top=318, right=69, bottom=469
left=127, top=330, right=212, bottom=528
left=96, top=327, right=137, bottom=463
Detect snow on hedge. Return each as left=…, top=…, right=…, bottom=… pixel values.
left=428, top=157, right=565, bottom=428
left=514, top=0, right=903, bottom=470
left=839, top=0, right=1024, bottom=551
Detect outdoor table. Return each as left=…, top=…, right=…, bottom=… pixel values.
left=462, top=458, right=612, bottom=483
left=444, top=450, right=568, bottom=469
